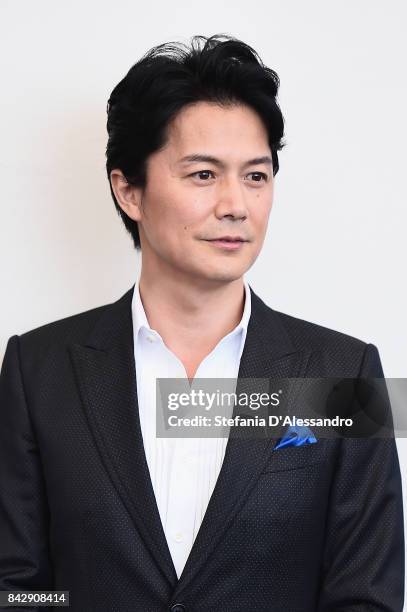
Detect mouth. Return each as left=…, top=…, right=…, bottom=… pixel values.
left=203, top=236, right=249, bottom=251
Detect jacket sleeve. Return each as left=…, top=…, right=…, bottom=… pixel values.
left=0, top=335, right=54, bottom=610
left=317, top=343, right=405, bottom=611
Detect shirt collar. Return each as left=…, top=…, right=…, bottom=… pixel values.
left=132, top=276, right=251, bottom=355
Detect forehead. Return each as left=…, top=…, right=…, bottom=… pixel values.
left=165, top=101, right=269, bottom=152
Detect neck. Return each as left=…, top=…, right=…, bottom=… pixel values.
left=137, top=263, right=246, bottom=369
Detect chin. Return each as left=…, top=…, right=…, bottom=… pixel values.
left=196, top=266, right=246, bottom=284
left=170, top=251, right=251, bottom=284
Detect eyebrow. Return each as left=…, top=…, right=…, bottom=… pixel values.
left=178, top=154, right=273, bottom=168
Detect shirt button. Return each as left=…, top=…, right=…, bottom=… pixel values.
left=170, top=605, right=186, bottom=612
left=146, top=334, right=156, bottom=343
left=173, top=531, right=184, bottom=543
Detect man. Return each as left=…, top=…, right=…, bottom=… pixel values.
left=0, top=34, right=404, bottom=611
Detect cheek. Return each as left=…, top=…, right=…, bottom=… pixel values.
left=145, top=179, right=207, bottom=226
left=251, top=198, right=272, bottom=230
left=142, top=196, right=204, bottom=255
left=161, top=201, right=210, bottom=243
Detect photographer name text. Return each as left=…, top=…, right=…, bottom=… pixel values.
left=166, top=415, right=354, bottom=428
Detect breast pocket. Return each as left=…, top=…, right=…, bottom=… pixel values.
left=260, top=439, right=329, bottom=473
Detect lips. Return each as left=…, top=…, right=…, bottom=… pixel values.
left=207, top=236, right=247, bottom=242
left=203, top=236, right=248, bottom=251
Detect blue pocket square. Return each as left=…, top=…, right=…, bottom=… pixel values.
left=274, top=424, right=317, bottom=450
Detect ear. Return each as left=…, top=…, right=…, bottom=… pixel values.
left=110, top=169, right=143, bottom=222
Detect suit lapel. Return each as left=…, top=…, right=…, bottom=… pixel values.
left=69, top=284, right=312, bottom=595
left=171, top=289, right=312, bottom=598
left=69, top=286, right=178, bottom=587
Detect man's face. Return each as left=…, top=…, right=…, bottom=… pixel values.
left=127, top=101, right=274, bottom=284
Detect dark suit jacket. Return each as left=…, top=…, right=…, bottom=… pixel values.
left=0, top=285, right=404, bottom=611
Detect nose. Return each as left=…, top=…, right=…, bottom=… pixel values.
left=214, top=176, right=248, bottom=221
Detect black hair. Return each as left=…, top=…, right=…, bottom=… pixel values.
left=106, top=33, right=285, bottom=249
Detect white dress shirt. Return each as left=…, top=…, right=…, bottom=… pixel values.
left=131, top=277, right=251, bottom=579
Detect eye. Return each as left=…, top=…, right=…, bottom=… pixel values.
left=188, top=170, right=269, bottom=183
left=246, top=172, right=268, bottom=183
left=190, top=170, right=215, bottom=180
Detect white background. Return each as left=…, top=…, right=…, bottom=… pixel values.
left=1, top=0, right=406, bottom=599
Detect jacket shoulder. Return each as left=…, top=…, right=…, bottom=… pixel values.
left=271, top=308, right=374, bottom=376
left=275, top=309, right=368, bottom=352
left=251, top=289, right=369, bottom=353
left=14, top=286, right=134, bottom=360
left=17, top=300, right=113, bottom=351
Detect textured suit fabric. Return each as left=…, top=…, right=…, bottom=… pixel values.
left=0, top=285, right=404, bottom=611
